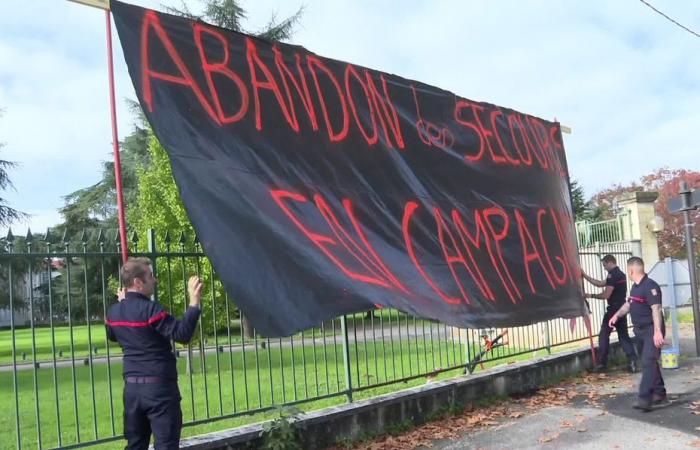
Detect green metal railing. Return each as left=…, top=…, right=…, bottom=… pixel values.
left=575, top=211, right=632, bottom=247
left=0, top=228, right=624, bottom=450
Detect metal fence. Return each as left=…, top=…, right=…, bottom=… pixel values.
left=575, top=211, right=632, bottom=247
left=0, top=229, right=630, bottom=450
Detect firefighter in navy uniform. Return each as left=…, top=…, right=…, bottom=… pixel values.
left=609, top=256, right=667, bottom=411
left=106, top=257, right=202, bottom=449
left=582, top=254, right=638, bottom=373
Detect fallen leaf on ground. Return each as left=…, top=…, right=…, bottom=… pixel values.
left=538, top=433, right=560, bottom=443
left=560, top=420, right=573, bottom=428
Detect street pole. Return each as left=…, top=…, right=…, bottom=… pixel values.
left=679, top=181, right=700, bottom=356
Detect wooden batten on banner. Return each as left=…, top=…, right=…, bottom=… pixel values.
left=67, top=0, right=110, bottom=10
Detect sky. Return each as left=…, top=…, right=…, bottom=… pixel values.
left=0, top=0, right=698, bottom=236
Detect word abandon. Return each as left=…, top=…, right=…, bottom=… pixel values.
left=139, top=10, right=565, bottom=174
left=271, top=189, right=578, bottom=307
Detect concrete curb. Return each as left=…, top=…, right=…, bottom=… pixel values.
left=180, top=343, right=627, bottom=450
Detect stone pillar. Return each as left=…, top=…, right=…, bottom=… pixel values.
left=617, top=191, right=661, bottom=266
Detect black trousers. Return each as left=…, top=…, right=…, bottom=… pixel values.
left=635, top=325, right=666, bottom=401
left=123, top=381, right=182, bottom=450
left=599, top=307, right=636, bottom=366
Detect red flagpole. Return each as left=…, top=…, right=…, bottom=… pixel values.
left=583, top=314, right=598, bottom=365
left=105, top=9, right=129, bottom=264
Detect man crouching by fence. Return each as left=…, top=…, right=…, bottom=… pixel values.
left=106, top=257, right=202, bottom=449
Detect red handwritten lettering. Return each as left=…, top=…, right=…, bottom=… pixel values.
left=345, top=65, right=379, bottom=145
left=140, top=11, right=220, bottom=123
left=482, top=207, right=522, bottom=303
left=403, top=201, right=461, bottom=304
left=365, top=73, right=405, bottom=149
left=434, top=208, right=472, bottom=305
left=307, top=55, right=349, bottom=142
left=454, top=100, right=485, bottom=162
left=246, top=38, right=297, bottom=132
left=514, top=209, right=556, bottom=293
left=273, top=47, right=319, bottom=131
left=193, top=23, right=249, bottom=124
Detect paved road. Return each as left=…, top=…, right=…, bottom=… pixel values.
left=422, top=326, right=700, bottom=449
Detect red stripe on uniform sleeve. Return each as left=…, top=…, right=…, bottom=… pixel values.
left=147, top=310, right=169, bottom=325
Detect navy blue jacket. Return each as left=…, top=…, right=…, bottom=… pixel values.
left=106, top=291, right=201, bottom=380
left=605, top=266, right=627, bottom=307
left=628, top=274, right=662, bottom=328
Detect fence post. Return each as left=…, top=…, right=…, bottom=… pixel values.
left=618, top=211, right=626, bottom=241
left=543, top=321, right=552, bottom=354
left=147, top=229, right=159, bottom=303
left=465, top=330, right=475, bottom=374
left=340, top=315, right=353, bottom=402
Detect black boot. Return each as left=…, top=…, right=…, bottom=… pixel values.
left=652, top=393, right=668, bottom=405
left=633, top=398, right=652, bottom=412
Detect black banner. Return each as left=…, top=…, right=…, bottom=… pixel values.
left=112, top=1, right=586, bottom=337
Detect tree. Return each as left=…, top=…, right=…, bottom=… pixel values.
left=57, top=100, right=150, bottom=236
left=587, top=182, right=641, bottom=222
left=0, top=109, right=27, bottom=227
left=587, top=168, right=700, bottom=259
left=639, top=168, right=700, bottom=259
left=165, top=0, right=304, bottom=41
left=0, top=109, right=31, bottom=312
left=570, top=179, right=588, bottom=221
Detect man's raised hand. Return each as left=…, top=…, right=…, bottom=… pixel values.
left=188, top=276, right=203, bottom=307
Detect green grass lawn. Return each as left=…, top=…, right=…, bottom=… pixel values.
left=0, top=309, right=422, bottom=365
left=0, top=329, right=545, bottom=450
left=0, top=325, right=123, bottom=365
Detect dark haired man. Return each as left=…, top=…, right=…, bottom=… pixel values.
left=609, top=256, right=667, bottom=411
left=582, top=254, right=637, bottom=373
left=106, top=257, right=202, bottom=449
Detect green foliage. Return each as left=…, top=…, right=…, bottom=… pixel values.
left=586, top=167, right=700, bottom=258
left=0, top=108, right=27, bottom=226
left=133, top=134, right=233, bottom=338
left=261, top=406, right=304, bottom=450
left=131, top=134, right=191, bottom=234
left=0, top=236, right=32, bottom=310
left=569, top=179, right=588, bottom=222
left=58, top=102, right=150, bottom=234
left=165, top=0, right=304, bottom=42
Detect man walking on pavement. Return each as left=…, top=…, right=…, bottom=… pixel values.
left=609, top=256, right=667, bottom=411
left=582, top=254, right=637, bottom=373
left=106, top=257, right=202, bottom=449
